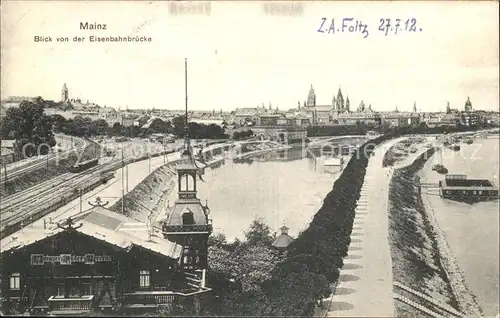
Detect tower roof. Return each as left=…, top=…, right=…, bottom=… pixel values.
left=164, top=204, right=209, bottom=228
left=176, top=153, right=199, bottom=171
left=272, top=232, right=294, bottom=249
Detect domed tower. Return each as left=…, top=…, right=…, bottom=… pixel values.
left=307, top=84, right=316, bottom=107
left=61, top=83, right=69, bottom=103
left=358, top=100, right=366, bottom=112
left=162, top=59, right=212, bottom=271
left=464, top=96, right=472, bottom=112
left=272, top=223, right=294, bottom=251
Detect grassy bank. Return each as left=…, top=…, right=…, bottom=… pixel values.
left=108, top=162, right=180, bottom=222
left=388, top=148, right=481, bottom=317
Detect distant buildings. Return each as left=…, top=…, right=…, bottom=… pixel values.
left=297, top=85, right=421, bottom=128
left=2, top=84, right=498, bottom=130
left=0, top=140, right=17, bottom=164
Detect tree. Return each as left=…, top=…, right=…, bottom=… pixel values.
left=244, top=218, right=276, bottom=246
left=94, top=119, right=109, bottom=136
left=112, top=122, right=122, bottom=136
left=50, top=114, right=67, bottom=133
left=2, top=99, right=56, bottom=158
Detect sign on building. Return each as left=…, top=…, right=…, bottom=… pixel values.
left=30, top=254, right=112, bottom=265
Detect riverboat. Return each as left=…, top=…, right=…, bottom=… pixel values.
left=448, top=144, right=461, bottom=151
left=432, top=164, right=448, bottom=174
left=439, top=174, right=499, bottom=203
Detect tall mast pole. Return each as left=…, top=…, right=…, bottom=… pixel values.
left=185, top=58, right=189, bottom=153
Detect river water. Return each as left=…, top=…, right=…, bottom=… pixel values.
left=422, top=137, right=499, bottom=316
left=165, top=147, right=341, bottom=241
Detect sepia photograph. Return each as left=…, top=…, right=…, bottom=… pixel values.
left=0, top=1, right=499, bottom=317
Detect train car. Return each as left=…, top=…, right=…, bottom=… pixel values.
left=70, top=158, right=99, bottom=173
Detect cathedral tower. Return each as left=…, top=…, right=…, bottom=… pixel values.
left=61, top=83, right=69, bottom=103
left=464, top=97, right=472, bottom=112
left=307, top=84, right=316, bottom=107
left=336, top=88, right=344, bottom=111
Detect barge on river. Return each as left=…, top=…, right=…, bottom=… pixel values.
left=439, top=174, right=499, bottom=203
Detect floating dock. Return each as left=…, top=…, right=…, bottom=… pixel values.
left=439, top=174, right=499, bottom=203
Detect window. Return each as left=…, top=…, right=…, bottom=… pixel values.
left=139, top=270, right=150, bottom=288
left=9, top=273, right=20, bottom=290
left=473, top=191, right=477, bottom=195
left=69, top=284, right=80, bottom=297
left=478, top=191, right=483, bottom=195
left=56, top=283, right=65, bottom=297
left=182, top=212, right=194, bottom=225
left=82, top=283, right=92, bottom=296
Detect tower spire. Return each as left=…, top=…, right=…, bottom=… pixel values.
left=184, top=58, right=191, bottom=156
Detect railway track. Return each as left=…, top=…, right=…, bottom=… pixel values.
left=393, top=281, right=464, bottom=318
left=0, top=143, right=181, bottom=238
left=0, top=135, right=87, bottom=183
left=0, top=140, right=220, bottom=239
left=0, top=161, right=115, bottom=229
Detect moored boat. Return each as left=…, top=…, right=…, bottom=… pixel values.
left=448, top=144, right=460, bottom=151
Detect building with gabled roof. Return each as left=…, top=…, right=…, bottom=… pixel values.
left=0, top=205, right=210, bottom=316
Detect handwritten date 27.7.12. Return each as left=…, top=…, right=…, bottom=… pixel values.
left=317, top=18, right=422, bottom=38
left=379, top=18, right=422, bottom=35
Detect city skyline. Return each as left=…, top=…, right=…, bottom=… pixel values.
left=1, top=1, right=498, bottom=112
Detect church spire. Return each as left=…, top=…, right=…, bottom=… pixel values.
left=336, top=88, right=344, bottom=110
left=307, top=84, right=316, bottom=107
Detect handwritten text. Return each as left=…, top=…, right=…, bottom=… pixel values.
left=317, top=17, right=423, bottom=38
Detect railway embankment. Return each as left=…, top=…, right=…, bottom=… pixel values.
left=388, top=148, right=482, bottom=317
left=109, top=141, right=286, bottom=223
left=0, top=138, right=99, bottom=198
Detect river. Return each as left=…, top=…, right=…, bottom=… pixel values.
left=421, top=137, right=499, bottom=316
left=165, top=147, right=342, bottom=241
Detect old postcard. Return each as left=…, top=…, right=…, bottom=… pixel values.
left=0, top=1, right=499, bottom=317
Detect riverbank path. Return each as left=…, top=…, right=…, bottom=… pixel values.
left=321, top=138, right=403, bottom=317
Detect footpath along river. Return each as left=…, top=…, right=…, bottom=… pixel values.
left=421, top=137, right=499, bottom=316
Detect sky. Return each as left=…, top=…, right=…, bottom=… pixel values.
left=1, top=1, right=498, bottom=112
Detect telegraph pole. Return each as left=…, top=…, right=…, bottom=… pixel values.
left=121, top=117, right=125, bottom=215
left=80, top=188, right=83, bottom=213
left=3, top=163, right=7, bottom=189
